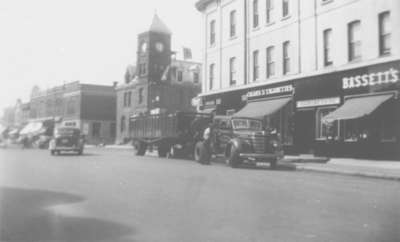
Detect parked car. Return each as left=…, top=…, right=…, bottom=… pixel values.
left=49, top=127, right=85, bottom=155
left=130, top=112, right=212, bottom=158
left=194, top=116, right=284, bottom=168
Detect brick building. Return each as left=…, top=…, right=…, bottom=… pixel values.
left=115, top=14, right=202, bottom=144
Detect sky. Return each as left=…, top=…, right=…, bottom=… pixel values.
left=0, top=0, right=203, bottom=111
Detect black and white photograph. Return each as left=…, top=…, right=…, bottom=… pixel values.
left=0, top=0, right=399, bottom=241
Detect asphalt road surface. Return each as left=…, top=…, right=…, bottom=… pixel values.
left=0, top=147, right=399, bottom=242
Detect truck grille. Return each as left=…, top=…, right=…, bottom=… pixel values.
left=237, top=133, right=266, bottom=154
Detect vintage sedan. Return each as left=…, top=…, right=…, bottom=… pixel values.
left=49, top=127, right=85, bottom=155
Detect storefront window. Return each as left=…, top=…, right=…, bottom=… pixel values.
left=264, top=101, right=293, bottom=145
left=316, top=108, right=338, bottom=140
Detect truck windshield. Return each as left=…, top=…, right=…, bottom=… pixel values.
left=231, top=119, right=262, bottom=131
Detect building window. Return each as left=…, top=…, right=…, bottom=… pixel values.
left=253, top=50, right=259, bottom=81
left=123, top=91, right=132, bottom=107
left=316, top=108, right=338, bottom=140
left=266, top=0, right=274, bottom=24
left=193, top=72, right=199, bottom=83
left=139, top=63, right=147, bottom=76
left=323, top=29, right=333, bottom=66
left=120, top=116, right=125, bottom=132
left=266, top=46, right=275, bottom=78
left=138, top=88, right=144, bottom=104
left=348, top=20, right=361, bottom=61
left=209, top=64, right=215, bottom=90
left=177, top=70, right=183, bottom=82
left=265, top=101, right=293, bottom=145
left=283, top=41, right=290, bottom=75
left=229, top=57, right=236, bottom=86
left=379, top=11, right=391, bottom=56
left=210, top=20, right=216, bottom=46
left=253, top=0, right=259, bottom=28
left=282, top=0, right=289, bottom=17
left=230, top=10, right=236, bottom=37
left=92, top=122, right=101, bottom=138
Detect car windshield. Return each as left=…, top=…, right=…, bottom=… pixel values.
left=55, top=128, right=79, bottom=136
left=231, top=118, right=262, bottom=131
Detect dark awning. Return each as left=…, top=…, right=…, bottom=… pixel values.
left=233, top=97, right=292, bottom=118
left=323, top=94, right=393, bottom=122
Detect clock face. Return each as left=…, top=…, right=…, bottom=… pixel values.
left=141, top=42, right=147, bottom=53
left=155, top=42, right=164, bottom=52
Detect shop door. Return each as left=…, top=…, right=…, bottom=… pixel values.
left=295, top=110, right=315, bottom=154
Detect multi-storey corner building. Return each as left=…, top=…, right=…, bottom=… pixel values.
left=195, top=0, right=400, bottom=159
left=115, top=15, right=202, bottom=144
left=29, top=81, right=116, bottom=144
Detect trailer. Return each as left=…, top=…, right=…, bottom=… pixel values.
left=129, top=112, right=212, bottom=158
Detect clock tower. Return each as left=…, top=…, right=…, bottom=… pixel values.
left=136, top=14, right=172, bottom=83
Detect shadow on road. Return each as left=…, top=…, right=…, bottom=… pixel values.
left=237, top=162, right=297, bottom=171
left=55, top=152, right=99, bottom=157
left=0, top=187, right=134, bottom=242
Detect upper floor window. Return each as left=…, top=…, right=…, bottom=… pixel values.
left=193, top=72, right=199, bottom=84
left=210, top=20, right=216, bottom=46
left=282, top=0, right=289, bottom=18
left=209, top=64, right=215, bottom=90
left=229, top=57, right=237, bottom=86
left=253, top=0, right=259, bottom=28
left=266, top=46, right=275, bottom=78
left=138, top=63, right=147, bottom=76
left=177, top=70, right=183, bottom=82
left=230, top=10, right=237, bottom=37
left=348, top=20, right=361, bottom=61
left=379, top=11, right=391, bottom=56
left=266, top=0, right=274, bottom=24
left=283, top=41, right=290, bottom=75
left=138, top=88, right=144, bottom=104
left=323, top=28, right=333, bottom=66
left=253, top=50, right=259, bottom=81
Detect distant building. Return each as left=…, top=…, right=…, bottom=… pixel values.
left=29, top=81, right=116, bottom=144
left=14, top=99, right=30, bottom=127
left=115, top=14, right=202, bottom=144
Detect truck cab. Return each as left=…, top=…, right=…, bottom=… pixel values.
left=196, top=116, right=284, bottom=168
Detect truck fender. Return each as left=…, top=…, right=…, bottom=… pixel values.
left=225, top=138, right=242, bottom=158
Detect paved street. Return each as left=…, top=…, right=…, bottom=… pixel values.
left=1, top=148, right=400, bottom=242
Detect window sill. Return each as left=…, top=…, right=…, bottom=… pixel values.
left=252, top=26, right=261, bottom=32
left=229, top=35, right=238, bottom=41
left=348, top=58, right=362, bottom=64
left=265, top=21, right=275, bottom=27
left=321, top=0, right=333, bottom=6
left=281, top=15, right=291, bottom=21
left=379, top=52, right=391, bottom=58
left=209, top=44, right=216, bottom=49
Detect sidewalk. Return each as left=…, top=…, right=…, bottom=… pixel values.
left=85, top=145, right=400, bottom=181
left=289, top=156, right=400, bottom=181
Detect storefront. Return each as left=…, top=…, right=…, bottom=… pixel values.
left=295, top=60, right=400, bottom=159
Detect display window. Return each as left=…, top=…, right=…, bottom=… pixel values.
left=316, top=107, right=339, bottom=140
left=264, top=101, right=293, bottom=145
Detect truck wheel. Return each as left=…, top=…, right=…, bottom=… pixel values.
left=270, top=159, right=277, bottom=170
left=228, top=146, right=241, bottom=168
left=135, top=142, right=147, bottom=156
left=158, top=144, right=168, bottom=158
left=194, top=141, right=210, bottom=164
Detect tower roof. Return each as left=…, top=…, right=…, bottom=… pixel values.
left=149, top=14, right=172, bottom=35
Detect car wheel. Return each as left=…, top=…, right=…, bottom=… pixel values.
left=228, top=145, right=241, bottom=168
left=135, top=141, right=147, bottom=156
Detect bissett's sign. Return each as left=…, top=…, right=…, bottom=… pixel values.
left=247, top=85, right=293, bottom=98
left=342, top=68, right=399, bottom=89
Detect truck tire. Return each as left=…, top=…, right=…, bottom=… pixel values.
left=194, top=141, right=210, bottom=164
left=228, top=145, right=241, bottom=168
left=135, top=142, right=147, bottom=156
left=158, top=144, right=168, bottom=158
left=270, top=158, right=277, bottom=170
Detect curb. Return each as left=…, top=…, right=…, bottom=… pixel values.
left=297, top=166, right=400, bottom=181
